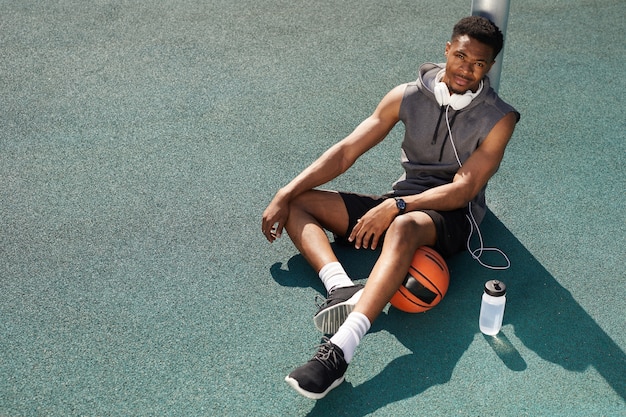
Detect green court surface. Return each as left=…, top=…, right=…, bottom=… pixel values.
left=1, top=0, right=624, bottom=416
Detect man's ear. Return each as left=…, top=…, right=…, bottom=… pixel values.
left=444, top=41, right=451, bottom=57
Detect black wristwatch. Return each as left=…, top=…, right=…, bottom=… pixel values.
left=394, top=197, right=406, bottom=215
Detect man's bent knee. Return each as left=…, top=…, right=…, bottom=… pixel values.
left=288, top=190, right=350, bottom=236
left=386, top=211, right=437, bottom=249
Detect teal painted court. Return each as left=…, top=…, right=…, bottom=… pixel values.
left=1, top=0, right=624, bottom=416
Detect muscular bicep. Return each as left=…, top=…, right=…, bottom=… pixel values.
left=453, top=111, right=518, bottom=199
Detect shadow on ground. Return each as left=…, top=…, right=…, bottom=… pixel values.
left=271, top=211, right=625, bottom=416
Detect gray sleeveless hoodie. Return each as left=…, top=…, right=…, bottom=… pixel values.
left=392, top=63, right=520, bottom=224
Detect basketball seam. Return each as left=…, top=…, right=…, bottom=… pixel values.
left=397, top=286, right=431, bottom=308
left=422, top=250, right=449, bottom=274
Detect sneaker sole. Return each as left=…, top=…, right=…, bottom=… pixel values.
left=313, top=289, right=363, bottom=335
left=284, top=375, right=345, bottom=400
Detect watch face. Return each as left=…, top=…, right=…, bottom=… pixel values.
left=396, top=198, right=406, bottom=211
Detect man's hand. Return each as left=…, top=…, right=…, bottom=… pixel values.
left=262, top=192, right=289, bottom=243
left=348, top=198, right=398, bottom=250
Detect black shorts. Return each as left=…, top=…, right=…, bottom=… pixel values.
left=337, top=192, right=470, bottom=258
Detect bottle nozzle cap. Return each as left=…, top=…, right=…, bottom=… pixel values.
left=484, top=280, right=506, bottom=296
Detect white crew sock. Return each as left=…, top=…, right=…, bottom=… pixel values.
left=318, top=262, right=354, bottom=294
left=330, top=312, right=371, bottom=363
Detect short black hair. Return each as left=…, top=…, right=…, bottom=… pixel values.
left=452, top=16, right=504, bottom=59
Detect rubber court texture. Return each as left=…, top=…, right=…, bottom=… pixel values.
left=1, top=0, right=624, bottom=416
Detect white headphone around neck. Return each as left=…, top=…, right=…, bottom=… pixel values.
left=433, top=70, right=483, bottom=110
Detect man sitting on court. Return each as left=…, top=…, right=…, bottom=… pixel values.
left=261, top=16, right=520, bottom=399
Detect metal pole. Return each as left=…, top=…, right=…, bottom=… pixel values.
left=470, top=0, right=511, bottom=92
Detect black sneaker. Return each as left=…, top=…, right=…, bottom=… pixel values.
left=313, top=284, right=365, bottom=335
left=285, top=338, right=348, bottom=399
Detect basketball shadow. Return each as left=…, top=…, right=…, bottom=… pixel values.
left=286, top=211, right=626, bottom=417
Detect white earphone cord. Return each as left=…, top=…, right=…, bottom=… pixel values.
left=445, top=105, right=511, bottom=270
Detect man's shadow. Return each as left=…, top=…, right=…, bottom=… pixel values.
left=270, top=211, right=625, bottom=416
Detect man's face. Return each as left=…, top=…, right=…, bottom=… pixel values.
left=443, top=34, right=495, bottom=94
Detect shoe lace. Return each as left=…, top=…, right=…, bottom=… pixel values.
left=314, top=294, right=330, bottom=309
left=313, top=337, right=343, bottom=370
left=314, top=286, right=343, bottom=309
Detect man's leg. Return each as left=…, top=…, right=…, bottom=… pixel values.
left=352, top=212, right=437, bottom=321
left=284, top=189, right=349, bottom=272
left=286, top=190, right=365, bottom=329
left=286, top=212, right=437, bottom=399
left=327, top=212, right=437, bottom=357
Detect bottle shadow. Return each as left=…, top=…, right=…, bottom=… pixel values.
left=270, top=211, right=625, bottom=416
left=483, top=332, right=527, bottom=372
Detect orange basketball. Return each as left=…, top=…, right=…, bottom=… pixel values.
left=389, top=246, right=450, bottom=313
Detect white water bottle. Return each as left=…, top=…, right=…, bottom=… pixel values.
left=479, top=280, right=506, bottom=336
